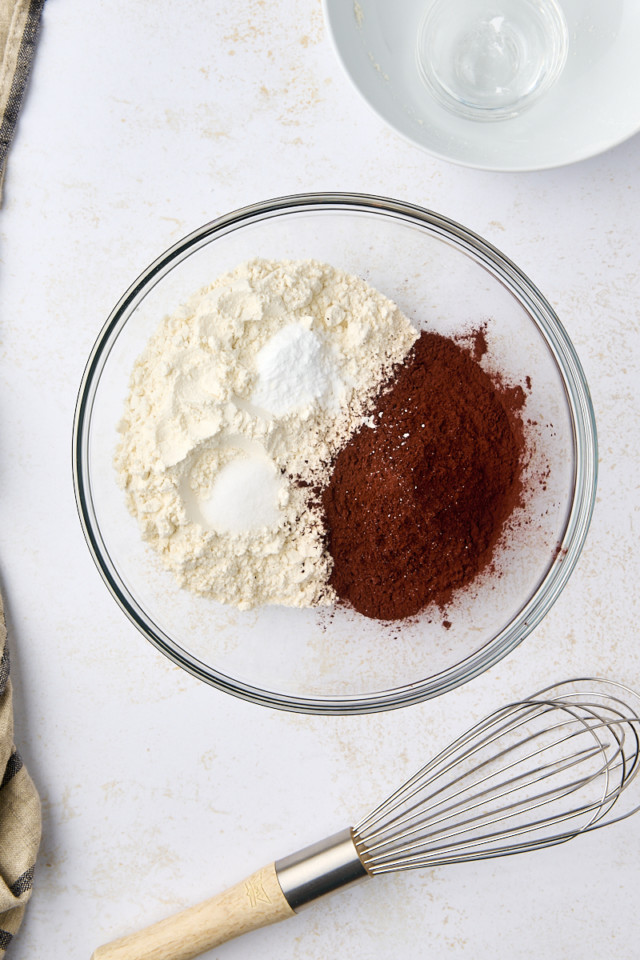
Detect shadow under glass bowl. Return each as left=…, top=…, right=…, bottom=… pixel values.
left=73, top=193, right=597, bottom=715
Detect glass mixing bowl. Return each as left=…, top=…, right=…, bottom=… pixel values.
left=73, top=194, right=597, bottom=714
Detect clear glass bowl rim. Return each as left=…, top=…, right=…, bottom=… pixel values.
left=73, top=192, right=598, bottom=715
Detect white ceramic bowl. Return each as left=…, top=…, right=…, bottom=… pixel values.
left=323, top=0, right=640, bottom=171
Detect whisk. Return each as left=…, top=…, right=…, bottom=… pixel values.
left=92, top=678, right=640, bottom=960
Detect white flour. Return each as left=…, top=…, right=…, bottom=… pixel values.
left=115, top=258, right=417, bottom=609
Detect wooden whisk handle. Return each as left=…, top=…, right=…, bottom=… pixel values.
left=91, top=829, right=367, bottom=959
left=91, top=862, right=294, bottom=960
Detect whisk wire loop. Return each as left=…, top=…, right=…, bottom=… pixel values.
left=362, top=743, right=613, bottom=865
left=361, top=722, right=617, bottom=850
left=357, top=699, right=610, bottom=838
left=353, top=683, right=640, bottom=875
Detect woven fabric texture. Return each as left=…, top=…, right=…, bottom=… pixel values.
left=0, top=0, right=45, bottom=195
left=0, top=593, right=41, bottom=954
left=1, top=0, right=45, bottom=948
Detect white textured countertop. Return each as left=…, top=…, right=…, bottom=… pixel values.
left=1, top=2, right=639, bottom=957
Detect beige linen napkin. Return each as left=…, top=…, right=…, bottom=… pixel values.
left=1, top=1, right=46, bottom=950
left=0, top=593, right=41, bottom=954
left=0, top=0, right=45, bottom=196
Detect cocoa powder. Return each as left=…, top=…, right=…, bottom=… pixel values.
left=321, top=331, right=526, bottom=621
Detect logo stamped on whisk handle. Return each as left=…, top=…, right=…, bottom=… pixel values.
left=244, top=877, right=272, bottom=907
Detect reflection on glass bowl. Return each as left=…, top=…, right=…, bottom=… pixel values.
left=73, top=193, right=597, bottom=715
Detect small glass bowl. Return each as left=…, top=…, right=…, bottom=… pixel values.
left=73, top=194, right=597, bottom=715
left=416, top=0, right=569, bottom=122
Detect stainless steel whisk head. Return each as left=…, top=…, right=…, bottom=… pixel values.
left=352, top=678, right=640, bottom=874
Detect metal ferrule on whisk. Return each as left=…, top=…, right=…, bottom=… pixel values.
left=275, top=828, right=370, bottom=911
